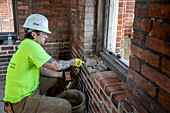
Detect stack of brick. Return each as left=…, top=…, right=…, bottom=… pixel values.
left=77, top=58, right=127, bottom=113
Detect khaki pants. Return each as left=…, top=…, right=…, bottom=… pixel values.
left=11, top=76, right=72, bottom=113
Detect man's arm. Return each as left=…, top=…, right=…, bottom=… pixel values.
left=43, top=58, right=75, bottom=71
left=40, top=66, right=62, bottom=77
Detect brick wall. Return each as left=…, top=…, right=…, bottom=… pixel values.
left=70, top=0, right=96, bottom=59
left=125, top=0, right=170, bottom=112
left=17, top=0, right=71, bottom=60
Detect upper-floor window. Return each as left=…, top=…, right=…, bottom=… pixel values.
left=0, top=0, right=17, bottom=44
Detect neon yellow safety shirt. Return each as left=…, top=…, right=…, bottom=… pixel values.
left=3, top=38, right=51, bottom=103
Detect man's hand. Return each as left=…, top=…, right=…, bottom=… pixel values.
left=73, top=58, right=85, bottom=67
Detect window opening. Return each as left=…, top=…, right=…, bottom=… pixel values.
left=104, top=0, right=135, bottom=66
left=0, top=0, right=14, bottom=32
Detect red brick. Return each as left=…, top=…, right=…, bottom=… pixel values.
left=149, top=4, right=170, bottom=20
left=135, top=4, right=148, bottom=17
left=138, top=89, right=167, bottom=113
left=141, top=64, right=170, bottom=93
left=152, top=22, right=170, bottom=39
left=131, top=44, right=159, bottom=67
left=0, top=51, right=7, bottom=55
left=119, top=100, right=134, bottom=113
left=129, top=55, right=140, bottom=71
left=95, top=71, right=116, bottom=82
left=118, top=14, right=123, bottom=19
left=126, top=78, right=137, bottom=96
left=162, top=58, right=170, bottom=76
left=111, top=92, right=126, bottom=108
left=85, top=7, right=94, bottom=12
left=99, top=103, right=106, bottom=113
left=91, top=74, right=100, bottom=90
left=146, top=36, right=170, bottom=57
left=100, top=77, right=122, bottom=89
left=128, top=68, right=156, bottom=98
left=132, top=32, right=143, bottom=45
left=158, top=90, right=170, bottom=111
left=17, top=6, right=28, bottom=10
left=134, top=18, right=151, bottom=32
left=105, top=83, right=126, bottom=96
left=38, top=10, right=50, bottom=14
left=1, top=46, right=14, bottom=50
left=127, top=1, right=135, bottom=5
left=126, top=91, right=148, bottom=113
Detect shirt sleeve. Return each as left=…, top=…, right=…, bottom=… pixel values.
left=29, top=44, right=51, bottom=68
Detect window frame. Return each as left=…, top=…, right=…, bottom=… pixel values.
left=0, top=0, right=18, bottom=41
left=96, top=0, right=128, bottom=83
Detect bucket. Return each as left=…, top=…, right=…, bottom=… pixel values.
left=59, top=89, right=85, bottom=113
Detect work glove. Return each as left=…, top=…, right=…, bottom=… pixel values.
left=73, top=58, right=85, bottom=67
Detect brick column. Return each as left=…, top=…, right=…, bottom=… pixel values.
left=124, top=0, right=170, bottom=113
left=70, top=0, right=96, bottom=59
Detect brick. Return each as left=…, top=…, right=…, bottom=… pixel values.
left=100, top=77, right=122, bottom=90
left=126, top=78, right=137, bottom=96
left=135, top=4, right=148, bottom=17
left=126, top=91, right=148, bottom=113
left=94, top=87, right=102, bottom=101
left=129, top=55, right=140, bottom=71
left=152, top=22, right=170, bottom=39
left=111, top=92, right=126, bottom=108
left=99, top=103, right=106, bottom=113
left=149, top=4, right=170, bottom=20
left=95, top=71, right=116, bottom=82
left=146, top=36, right=170, bottom=57
left=138, top=89, right=167, bottom=113
left=105, top=83, right=125, bottom=96
left=17, top=6, right=28, bottom=10
left=128, top=68, right=156, bottom=98
left=38, top=10, right=50, bottom=14
left=158, top=90, right=170, bottom=111
left=0, top=51, right=7, bottom=55
left=1, top=46, right=14, bottom=50
left=134, top=18, right=151, bottom=32
left=162, top=58, right=170, bottom=76
left=131, top=44, right=159, bottom=67
left=91, top=74, right=100, bottom=90
left=141, top=64, right=170, bottom=93
left=132, top=32, right=143, bottom=45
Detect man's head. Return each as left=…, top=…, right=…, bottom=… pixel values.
left=23, top=14, right=51, bottom=44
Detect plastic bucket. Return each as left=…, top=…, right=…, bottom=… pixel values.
left=59, top=89, right=85, bottom=113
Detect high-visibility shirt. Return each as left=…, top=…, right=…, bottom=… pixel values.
left=3, top=38, right=51, bottom=103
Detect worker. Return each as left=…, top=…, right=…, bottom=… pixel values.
left=3, top=14, right=84, bottom=113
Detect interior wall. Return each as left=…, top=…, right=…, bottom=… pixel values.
left=17, top=0, right=71, bottom=60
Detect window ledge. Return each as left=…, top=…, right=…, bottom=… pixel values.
left=99, top=51, right=128, bottom=83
